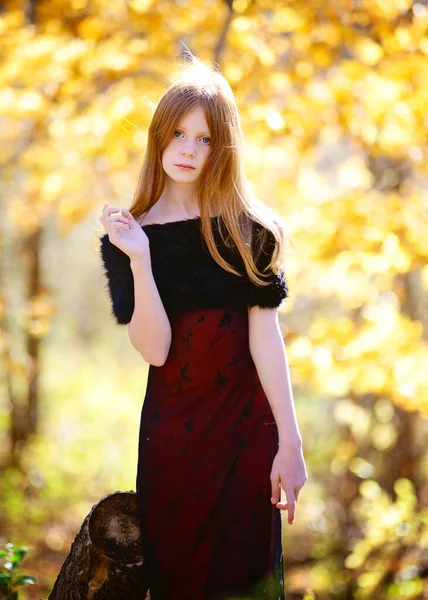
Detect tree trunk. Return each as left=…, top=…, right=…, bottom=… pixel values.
left=49, top=491, right=149, bottom=600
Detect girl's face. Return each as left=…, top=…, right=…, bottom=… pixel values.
left=162, top=107, right=211, bottom=182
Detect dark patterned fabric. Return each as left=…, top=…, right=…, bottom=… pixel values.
left=99, top=216, right=289, bottom=325
left=137, top=308, right=285, bottom=600
left=99, top=216, right=287, bottom=599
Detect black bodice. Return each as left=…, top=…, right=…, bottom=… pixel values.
left=99, top=216, right=289, bottom=325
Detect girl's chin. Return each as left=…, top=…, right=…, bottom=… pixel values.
left=168, top=173, right=198, bottom=181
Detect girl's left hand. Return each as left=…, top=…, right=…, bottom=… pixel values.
left=270, top=443, right=308, bottom=524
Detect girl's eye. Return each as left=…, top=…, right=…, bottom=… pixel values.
left=173, top=130, right=211, bottom=144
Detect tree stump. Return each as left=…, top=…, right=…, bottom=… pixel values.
left=49, top=491, right=149, bottom=600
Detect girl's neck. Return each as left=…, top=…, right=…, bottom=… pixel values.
left=158, top=182, right=199, bottom=215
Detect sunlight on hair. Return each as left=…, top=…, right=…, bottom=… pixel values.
left=168, top=43, right=234, bottom=100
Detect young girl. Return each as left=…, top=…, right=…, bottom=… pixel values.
left=98, top=55, right=307, bottom=600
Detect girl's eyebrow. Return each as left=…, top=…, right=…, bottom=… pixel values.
left=177, top=126, right=211, bottom=135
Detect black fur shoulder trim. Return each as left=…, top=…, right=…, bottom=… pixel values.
left=99, top=233, right=135, bottom=325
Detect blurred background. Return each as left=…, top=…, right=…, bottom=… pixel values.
left=1, top=0, right=428, bottom=598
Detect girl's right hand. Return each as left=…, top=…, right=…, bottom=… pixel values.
left=100, top=203, right=150, bottom=260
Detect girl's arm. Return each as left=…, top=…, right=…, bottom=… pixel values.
left=248, top=304, right=307, bottom=523
left=248, top=305, right=301, bottom=448
left=99, top=205, right=171, bottom=366
left=128, top=251, right=172, bottom=366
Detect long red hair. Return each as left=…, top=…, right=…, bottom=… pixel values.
left=129, top=55, right=290, bottom=286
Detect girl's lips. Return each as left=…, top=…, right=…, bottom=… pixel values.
left=176, top=164, right=195, bottom=170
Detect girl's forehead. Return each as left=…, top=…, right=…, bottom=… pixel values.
left=178, top=107, right=208, bottom=124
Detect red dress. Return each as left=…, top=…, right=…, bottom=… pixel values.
left=99, top=216, right=289, bottom=599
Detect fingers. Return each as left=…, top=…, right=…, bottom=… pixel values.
left=102, top=203, right=120, bottom=217
left=121, top=208, right=134, bottom=219
left=271, top=476, right=298, bottom=524
left=101, top=205, right=134, bottom=230
left=100, top=204, right=118, bottom=232
left=107, top=214, right=129, bottom=225
left=112, top=222, right=130, bottom=232
left=270, top=471, right=280, bottom=505
left=277, top=487, right=296, bottom=524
